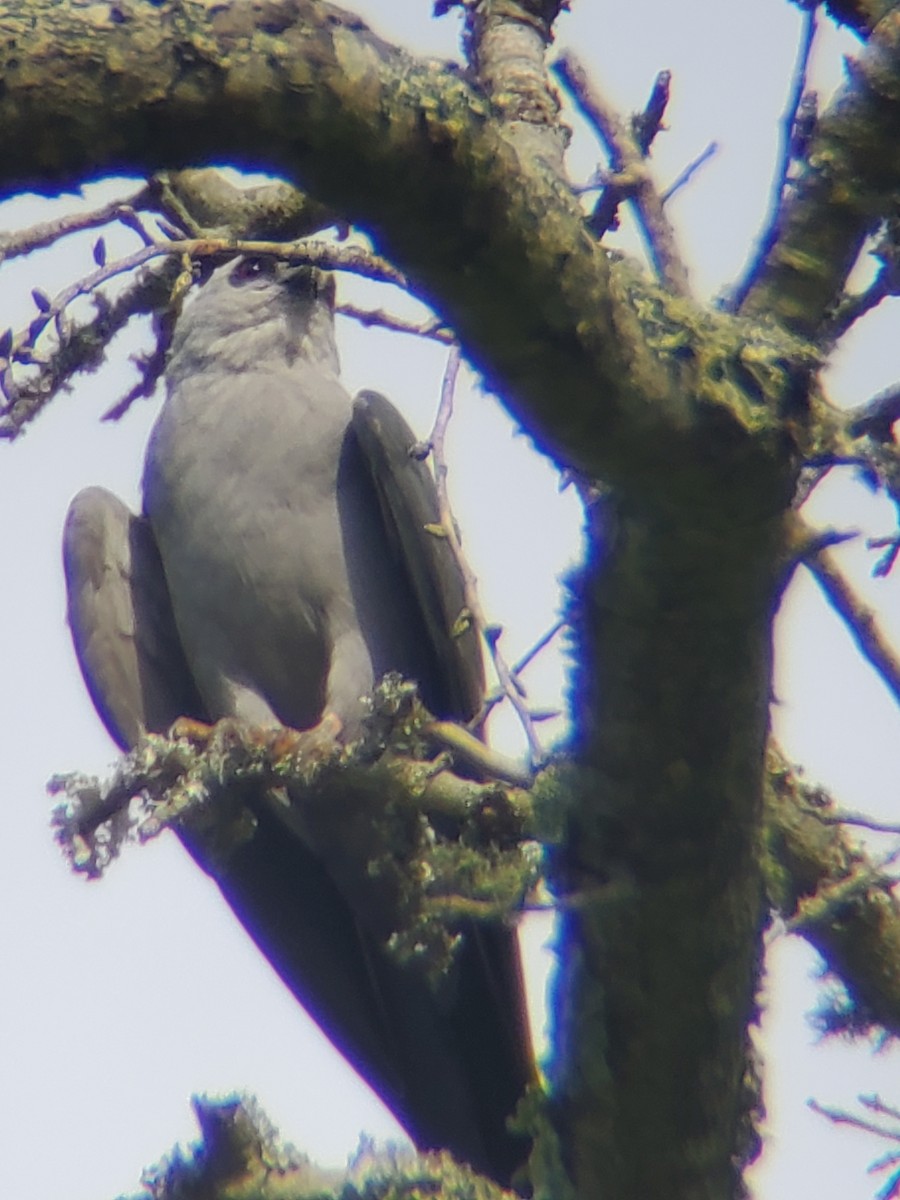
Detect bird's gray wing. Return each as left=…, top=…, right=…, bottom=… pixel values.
left=341, top=391, right=534, bottom=1184
left=62, top=486, right=207, bottom=749
left=350, top=391, right=484, bottom=723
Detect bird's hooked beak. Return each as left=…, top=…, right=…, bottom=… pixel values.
left=283, top=264, right=336, bottom=312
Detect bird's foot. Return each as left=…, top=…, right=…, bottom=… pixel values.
left=169, top=715, right=217, bottom=744
left=265, top=711, right=343, bottom=760
left=169, top=715, right=272, bottom=751
left=170, top=712, right=343, bottom=763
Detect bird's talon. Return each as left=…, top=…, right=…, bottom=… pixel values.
left=170, top=716, right=216, bottom=745
left=267, top=712, right=343, bottom=760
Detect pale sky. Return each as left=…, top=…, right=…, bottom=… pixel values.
left=2, top=4, right=900, bottom=1199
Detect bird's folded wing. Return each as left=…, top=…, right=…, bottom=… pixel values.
left=62, top=472, right=533, bottom=1186
left=351, top=391, right=484, bottom=723
left=62, top=485, right=206, bottom=750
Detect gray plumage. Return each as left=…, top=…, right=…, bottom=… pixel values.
left=63, top=257, right=531, bottom=1187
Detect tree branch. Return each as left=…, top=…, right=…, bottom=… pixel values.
left=0, top=0, right=800, bottom=497
left=738, top=8, right=900, bottom=337
left=765, top=746, right=900, bottom=1038
left=0, top=232, right=403, bottom=437
left=801, top=535, right=900, bottom=711
left=457, top=0, right=567, bottom=172
left=0, top=183, right=152, bottom=262
left=554, top=52, right=691, bottom=296
left=728, top=4, right=818, bottom=311
left=0, top=261, right=178, bottom=439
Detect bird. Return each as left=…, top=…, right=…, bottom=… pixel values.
left=62, top=255, right=534, bottom=1188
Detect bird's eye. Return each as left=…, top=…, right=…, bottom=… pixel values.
left=230, top=256, right=273, bottom=285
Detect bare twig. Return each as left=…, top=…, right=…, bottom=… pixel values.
left=728, top=5, right=818, bottom=311
left=482, top=618, right=567, bottom=718
left=867, top=535, right=900, bottom=579
left=802, top=535, right=900, bottom=712
left=631, top=70, right=671, bottom=154
left=101, top=315, right=175, bottom=422
left=809, top=1092, right=900, bottom=1197
left=0, top=184, right=152, bottom=263
left=864, top=1097, right=900, bottom=1125
left=825, top=260, right=900, bottom=344
left=660, top=141, right=719, bottom=205
left=336, top=302, right=454, bottom=344
left=809, top=809, right=900, bottom=837
left=425, top=347, right=545, bottom=769
left=0, top=237, right=405, bottom=435
left=0, top=262, right=179, bottom=439
left=809, top=1097, right=900, bottom=1144
left=8, top=235, right=402, bottom=366
left=554, top=51, right=690, bottom=295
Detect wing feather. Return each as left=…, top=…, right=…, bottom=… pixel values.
left=350, top=391, right=484, bottom=722
left=63, top=485, right=205, bottom=749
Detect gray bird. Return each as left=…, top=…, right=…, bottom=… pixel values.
left=62, top=256, right=533, bottom=1187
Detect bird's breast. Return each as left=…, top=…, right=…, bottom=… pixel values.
left=142, top=370, right=359, bottom=728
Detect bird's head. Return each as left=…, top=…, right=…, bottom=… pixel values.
left=167, top=255, right=340, bottom=379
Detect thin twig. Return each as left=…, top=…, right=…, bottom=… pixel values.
left=728, top=5, right=818, bottom=311
left=0, top=184, right=152, bottom=263
left=865, top=1097, right=900, bottom=1124
left=810, top=1098, right=900, bottom=1145
left=0, top=262, right=178, bottom=439
left=554, top=51, right=690, bottom=295
left=825, top=264, right=897, bottom=344
left=336, top=302, right=454, bottom=344
left=0, top=237, right=405, bottom=431
left=809, top=809, right=900, bottom=837
left=426, top=347, right=545, bottom=769
left=660, top=141, right=719, bottom=205
left=867, top=534, right=900, bottom=579
left=9, top=234, right=402, bottom=366
left=631, top=70, right=671, bottom=154
left=803, top=536, right=900, bottom=712
left=482, top=618, right=567, bottom=717
left=101, top=317, right=175, bottom=422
